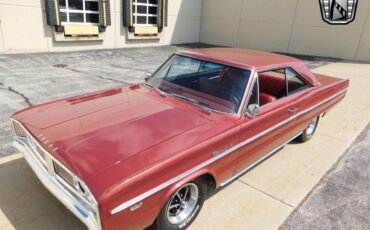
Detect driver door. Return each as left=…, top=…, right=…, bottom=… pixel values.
left=234, top=68, right=303, bottom=175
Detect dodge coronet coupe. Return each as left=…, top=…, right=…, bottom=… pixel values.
left=11, top=48, right=348, bottom=230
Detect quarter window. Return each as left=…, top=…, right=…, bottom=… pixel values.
left=286, top=68, right=309, bottom=95
left=133, top=0, right=158, bottom=26
left=59, top=0, right=100, bottom=25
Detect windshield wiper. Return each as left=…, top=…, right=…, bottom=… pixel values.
left=169, top=93, right=211, bottom=109
left=144, top=83, right=168, bottom=96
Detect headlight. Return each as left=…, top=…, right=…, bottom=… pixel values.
left=53, top=161, right=97, bottom=206
left=12, top=120, right=27, bottom=138
left=73, top=177, right=97, bottom=205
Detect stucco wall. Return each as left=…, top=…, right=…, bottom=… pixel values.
left=0, top=0, right=202, bottom=53
left=200, top=0, right=370, bottom=62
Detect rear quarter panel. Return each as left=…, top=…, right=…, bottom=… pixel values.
left=298, top=73, right=349, bottom=131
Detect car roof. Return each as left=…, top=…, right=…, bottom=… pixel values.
left=177, top=48, right=301, bottom=70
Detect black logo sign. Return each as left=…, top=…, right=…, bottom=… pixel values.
left=319, top=0, right=359, bottom=25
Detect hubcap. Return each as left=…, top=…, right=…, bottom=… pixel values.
left=166, top=183, right=199, bottom=225
left=306, top=118, right=318, bottom=137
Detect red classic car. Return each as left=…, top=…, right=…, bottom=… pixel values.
left=11, top=48, right=348, bottom=230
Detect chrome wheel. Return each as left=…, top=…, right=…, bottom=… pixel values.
left=166, top=183, right=199, bottom=225
left=306, top=118, right=318, bottom=137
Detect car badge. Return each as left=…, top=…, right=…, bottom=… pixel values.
left=319, top=0, right=358, bottom=25
left=130, top=202, right=142, bottom=212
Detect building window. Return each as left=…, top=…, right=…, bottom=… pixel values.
left=59, top=0, right=100, bottom=25
left=133, top=0, right=158, bottom=26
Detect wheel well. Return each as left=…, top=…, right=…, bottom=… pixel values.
left=200, top=173, right=216, bottom=198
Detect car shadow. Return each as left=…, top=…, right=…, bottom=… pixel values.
left=0, top=157, right=86, bottom=230
left=206, top=141, right=300, bottom=198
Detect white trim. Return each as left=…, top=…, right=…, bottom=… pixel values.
left=110, top=88, right=347, bottom=215
left=220, top=131, right=302, bottom=186
left=133, top=13, right=157, bottom=17
left=61, top=9, right=100, bottom=14
left=134, top=3, right=157, bottom=7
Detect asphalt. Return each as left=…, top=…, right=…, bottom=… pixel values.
left=282, top=124, right=370, bottom=230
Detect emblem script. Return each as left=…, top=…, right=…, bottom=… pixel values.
left=319, top=0, right=358, bottom=25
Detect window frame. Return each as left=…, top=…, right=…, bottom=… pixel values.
left=60, top=0, right=101, bottom=26
left=243, top=67, right=312, bottom=111
left=147, top=54, right=253, bottom=115
left=245, top=74, right=260, bottom=112
left=133, top=0, right=158, bottom=27
left=285, top=67, right=311, bottom=96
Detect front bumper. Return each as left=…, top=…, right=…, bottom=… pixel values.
left=13, top=139, right=101, bottom=230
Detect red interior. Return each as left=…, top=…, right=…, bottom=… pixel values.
left=259, top=92, right=276, bottom=106
left=258, top=73, right=286, bottom=106
left=259, top=74, right=286, bottom=98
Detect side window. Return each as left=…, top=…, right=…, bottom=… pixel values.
left=286, top=68, right=309, bottom=95
left=258, top=69, right=286, bottom=106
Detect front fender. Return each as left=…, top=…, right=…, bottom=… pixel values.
left=159, top=168, right=218, bottom=206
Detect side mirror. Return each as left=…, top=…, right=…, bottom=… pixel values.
left=247, top=104, right=260, bottom=116
left=144, top=72, right=151, bottom=82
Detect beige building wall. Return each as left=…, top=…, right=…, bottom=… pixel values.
left=0, top=0, right=202, bottom=53
left=200, top=0, right=370, bottom=62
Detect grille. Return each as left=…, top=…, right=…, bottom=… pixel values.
left=13, top=121, right=26, bottom=138
left=53, top=161, right=74, bottom=187
left=26, top=134, right=47, bottom=166
left=35, top=145, right=46, bottom=161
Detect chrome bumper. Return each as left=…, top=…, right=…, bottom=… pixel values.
left=13, top=139, right=101, bottom=230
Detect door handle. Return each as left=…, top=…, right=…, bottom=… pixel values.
left=288, top=107, right=298, bottom=114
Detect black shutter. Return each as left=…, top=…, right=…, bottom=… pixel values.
left=157, top=0, right=168, bottom=32
left=99, top=0, right=111, bottom=32
left=123, top=0, right=134, bottom=32
left=45, top=0, right=60, bottom=26
left=164, top=0, right=168, bottom=27
left=157, top=0, right=163, bottom=30
left=102, top=0, right=111, bottom=26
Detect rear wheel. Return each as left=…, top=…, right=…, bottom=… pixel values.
left=297, top=116, right=319, bottom=143
left=155, top=179, right=207, bottom=229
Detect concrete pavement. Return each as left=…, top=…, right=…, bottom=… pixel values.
left=282, top=124, right=370, bottom=230
left=0, top=46, right=369, bottom=229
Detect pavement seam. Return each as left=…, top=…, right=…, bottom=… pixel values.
left=110, top=64, right=151, bottom=74
left=0, top=153, right=22, bottom=164
left=312, top=68, right=370, bottom=79
left=278, top=123, right=370, bottom=230
left=5, top=85, right=33, bottom=106
left=53, top=65, right=129, bottom=85
left=237, top=179, right=294, bottom=208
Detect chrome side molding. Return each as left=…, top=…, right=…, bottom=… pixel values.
left=220, top=132, right=302, bottom=186
left=111, top=89, right=347, bottom=215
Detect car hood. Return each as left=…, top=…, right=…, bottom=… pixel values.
left=15, top=85, right=210, bottom=180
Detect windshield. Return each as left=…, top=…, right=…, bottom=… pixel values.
left=147, top=55, right=251, bottom=113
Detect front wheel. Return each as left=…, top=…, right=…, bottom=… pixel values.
left=297, top=116, right=319, bottom=143
left=155, top=179, right=207, bottom=229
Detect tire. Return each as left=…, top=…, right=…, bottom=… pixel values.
left=155, top=178, right=207, bottom=230
left=297, top=116, right=319, bottom=143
